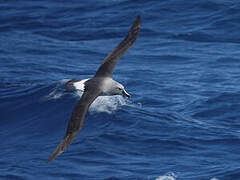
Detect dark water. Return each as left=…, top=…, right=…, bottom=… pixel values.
left=1, top=0, right=240, bottom=180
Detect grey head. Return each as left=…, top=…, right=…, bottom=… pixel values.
left=47, top=16, right=140, bottom=163
left=98, top=77, right=131, bottom=98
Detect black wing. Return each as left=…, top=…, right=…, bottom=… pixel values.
left=47, top=87, right=101, bottom=163
left=94, top=16, right=140, bottom=77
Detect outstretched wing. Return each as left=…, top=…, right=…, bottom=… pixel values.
left=94, top=16, right=140, bottom=77
left=47, top=87, right=101, bottom=163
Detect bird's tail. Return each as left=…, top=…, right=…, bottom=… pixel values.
left=64, top=79, right=79, bottom=91
left=46, top=132, right=78, bottom=163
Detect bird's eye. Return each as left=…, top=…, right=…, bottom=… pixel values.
left=118, top=87, right=122, bottom=90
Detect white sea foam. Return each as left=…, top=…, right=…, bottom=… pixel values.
left=44, top=79, right=71, bottom=100
left=154, top=173, right=220, bottom=180
left=43, top=84, right=64, bottom=100
left=60, top=79, right=71, bottom=84
left=46, top=89, right=64, bottom=100
left=155, top=172, right=176, bottom=180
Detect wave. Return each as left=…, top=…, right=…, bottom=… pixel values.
left=155, top=172, right=176, bottom=180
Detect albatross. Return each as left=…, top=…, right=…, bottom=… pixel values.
left=47, top=16, right=140, bottom=162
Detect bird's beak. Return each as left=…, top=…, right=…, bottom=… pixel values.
left=122, top=89, right=131, bottom=98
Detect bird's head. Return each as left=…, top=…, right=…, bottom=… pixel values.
left=114, top=83, right=131, bottom=98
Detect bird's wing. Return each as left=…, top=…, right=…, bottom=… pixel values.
left=47, top=87, right=101, bottom=163
left=94, top=16, right=140, bottom=77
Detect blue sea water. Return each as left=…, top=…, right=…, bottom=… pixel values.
left=1, top=0, right=240, bottom=179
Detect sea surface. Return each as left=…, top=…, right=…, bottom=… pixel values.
left=1, top=0, right=240, bottom=180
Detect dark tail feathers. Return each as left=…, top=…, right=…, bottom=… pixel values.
left=64, top=79, right=79, bottom=91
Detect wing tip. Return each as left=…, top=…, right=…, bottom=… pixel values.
left=46, top=146, right=64, bottom=163
left=135, top=15, right=141, bottom=27
left=130, top=15, right=141, bottom=35
left=46, top=157, right=53, bottom=163
left=127, top=15, right=140, bottom=42
left=46, top=132, right=78, bottom=163
left=136, top=15, right=140, bottom=22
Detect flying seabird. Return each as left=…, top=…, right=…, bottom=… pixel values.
left=47, top=16, right=140, bottom=163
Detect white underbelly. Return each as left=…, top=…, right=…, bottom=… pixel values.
left=73, top=79, right=89, bottom=91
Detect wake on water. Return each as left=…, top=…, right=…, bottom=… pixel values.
left=154, top=172, right=219, bottom=180
left=155, top=172, right=176, bottom=180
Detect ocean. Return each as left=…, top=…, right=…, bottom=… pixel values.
left=0, top=0, right=240, bottom=180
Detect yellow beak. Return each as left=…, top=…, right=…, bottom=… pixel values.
left=122, top=89, right=131, bottom=98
